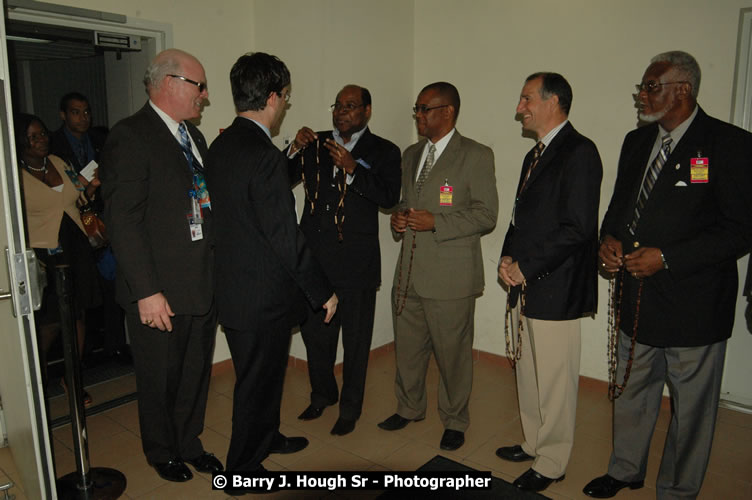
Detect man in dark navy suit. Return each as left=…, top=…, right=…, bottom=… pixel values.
left=288, top=85, right=401, bottom=436
left=101, top=49, right=222, bottom=483
left=497, top=72, right=602, bottom=494
left=206, top=53, right=337, bottom=485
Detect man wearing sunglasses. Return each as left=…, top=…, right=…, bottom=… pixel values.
left=101, top=48, right=221, bottom=483
left=585, top=51, right=752, bottom=498
left=287, top=85, right=401, bottom=436
left=378, top=82, right=498, bottom=452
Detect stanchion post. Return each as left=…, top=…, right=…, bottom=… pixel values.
left=54, top=264, right=126, bottom=499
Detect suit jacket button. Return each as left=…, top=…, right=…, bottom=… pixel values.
left=633, top=241, right=640, bottom=248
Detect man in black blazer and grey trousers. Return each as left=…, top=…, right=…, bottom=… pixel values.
left=101, top=49, right=222, bottom=482
left=585, top=51, right=752, bottom=499
left=206, top=52, right=337, bottom=486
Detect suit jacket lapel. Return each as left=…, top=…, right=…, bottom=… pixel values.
left=643, top=107, right=710, bottom=201
left=519, top=122, right=572, bottom=194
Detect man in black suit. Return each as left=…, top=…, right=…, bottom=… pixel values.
left=584, top=51, right=752, bottom=498
left=101, top=48, right=222, bottom=483
left=51, top=91, right=126, bottom=362
left=206, top=52, right=338, bottom=481
left=50, top=92, right=107, bottom=173
left=288, top=85, right=401, bottom=436
left=497, top=73, right=602, bottom=493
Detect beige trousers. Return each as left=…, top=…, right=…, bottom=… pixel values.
left=512, top=305, right=581, bottom=478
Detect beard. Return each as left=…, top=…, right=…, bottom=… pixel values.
left=638, top=108, right=668, bottom=123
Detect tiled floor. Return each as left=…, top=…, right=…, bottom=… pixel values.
left=1, top=350, right=751, bottom=499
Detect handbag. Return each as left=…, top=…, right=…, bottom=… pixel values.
left=63, top=161, right=108, bottom=249
left=78, top=197, right=108, bottom=249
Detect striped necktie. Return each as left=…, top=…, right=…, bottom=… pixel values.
left=629, top=134, right=672, bottom=235
left=415, top=144, right=436, bottom=195
left=518, top=141, right=545, bottom=194
left=177, top=122, right=204, bottom=174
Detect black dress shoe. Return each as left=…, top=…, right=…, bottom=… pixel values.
left=298, top=404, right=325, bottom=420
left=496, top=444, right=534, bottom=462
left=513, top=468, right=564, bottom=492
left=331, top=417, right=356, bottom=436
left=583, top=474, right=644, bottom=498
left=268, top=433, right=309, bottom=454
left=184, top=451, right=223, bottom=473
left=439, top=429, right=465, bottom=450
left=377, top=413, right=423, bottom=431
left=151, top=459, right=193, bottom=482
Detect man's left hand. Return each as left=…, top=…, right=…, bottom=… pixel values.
left=508, top=261, right=525, bottom=286
left=324, top=139, right=356, bottom=174
left=624, top=247, right=664, bottom=279
left=406, top=208, right=435, bottom=232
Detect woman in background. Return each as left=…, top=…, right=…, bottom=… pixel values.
left=16, top=112, right=101, bottom=406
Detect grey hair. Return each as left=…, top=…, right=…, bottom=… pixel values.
left=143, top=53, right=182, bottom=92
left=651, top=51, right=701, bottom=98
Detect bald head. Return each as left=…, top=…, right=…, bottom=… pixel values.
left=145, top=49, right=208, bottom=122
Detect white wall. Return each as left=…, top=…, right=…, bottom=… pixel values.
left=253, top=0, right=415, bottom=359
left=45, top=0, right=752, bottom=385
left=412, top=0, right=749, bottom=380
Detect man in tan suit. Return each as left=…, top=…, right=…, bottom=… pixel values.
left=378, top=82, right=498, bottom=451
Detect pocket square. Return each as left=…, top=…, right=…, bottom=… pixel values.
left=674, top=180, right=687, bottom=187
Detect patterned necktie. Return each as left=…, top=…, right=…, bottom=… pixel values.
left=177, top=122, right=204, bottom=173
left=415, top=144, right=436, bottom=195
left=629, top=134, right=672, bottom=235
left=518, top=141, right=545, bottom=195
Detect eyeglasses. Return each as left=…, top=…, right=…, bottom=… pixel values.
left=277, top=91, right=291, bottom=103
left=635, top=81, right=689, bottom=94
left=413, top=104, right=449, bottom=114
left=331, top=103, right=364, bottom=112
left=168, top=74, right=207, bottom=93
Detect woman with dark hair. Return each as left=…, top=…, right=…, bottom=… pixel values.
left=16, top=112, right=101, bottom=406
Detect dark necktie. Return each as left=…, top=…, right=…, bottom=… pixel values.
left=77, top=141, right=87, bottom=168
left=518, top=141, right=545, bottom=194
left=178, top=122, right=204, bottom=174
left=629, top=134, right=672, bottom=235
left=415, top=144, right=436, bottom=195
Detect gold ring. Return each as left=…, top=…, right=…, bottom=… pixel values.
left=145, top=319, right=153, bottom=325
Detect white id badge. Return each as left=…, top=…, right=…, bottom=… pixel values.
left=189, top=221, right=203, bottom=241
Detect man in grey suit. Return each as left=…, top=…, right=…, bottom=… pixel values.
left=101, top=48, right=222, bottom=483
left=378, top=82, right=498, bottom=451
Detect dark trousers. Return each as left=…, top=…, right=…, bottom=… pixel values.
left=224, top=323, right=291, bottom=471
left=300, top=287, right=376, bottom=420
left=127, top=306, right=217, bottom=463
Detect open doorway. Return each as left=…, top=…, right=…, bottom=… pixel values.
left=5, top=5, right=163, bottom=426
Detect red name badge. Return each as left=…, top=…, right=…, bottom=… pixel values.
left=439, top=185, right=453, bottom=206
left=690, top=157, right=709, bottom=183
